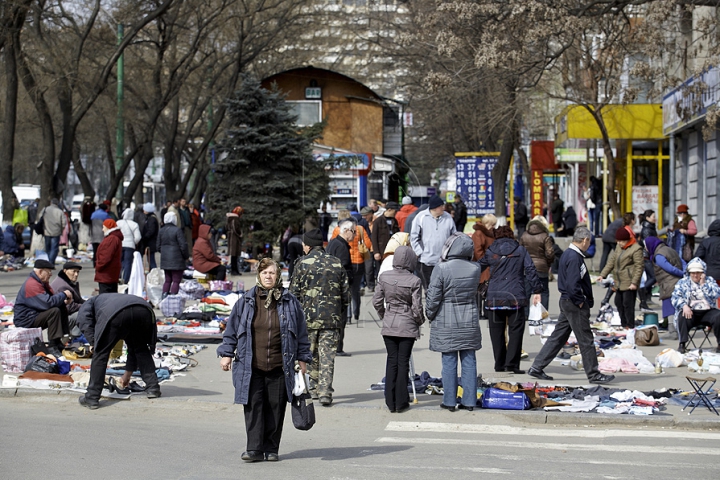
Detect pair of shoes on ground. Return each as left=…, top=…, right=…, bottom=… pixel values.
left=389, top=404, right=410, bottom=413
left=336, top=351, right=352, bottom=357
left=241, top=451, right=278, bottom=462
left=528, top=367, right=615, bottom=384
left=457, top=404, right=474, bottom=412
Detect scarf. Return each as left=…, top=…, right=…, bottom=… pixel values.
left=644, top=236, right=662, bottom=257
left=256, top=260, right=283, bottom=309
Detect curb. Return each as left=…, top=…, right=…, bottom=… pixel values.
left=3, top=386, right=719, bottom=430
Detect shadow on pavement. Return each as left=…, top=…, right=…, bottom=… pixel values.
left=282, top=445, right=412, bottom=461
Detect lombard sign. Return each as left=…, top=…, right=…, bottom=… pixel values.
left=663, top=66, right=720, bottom=135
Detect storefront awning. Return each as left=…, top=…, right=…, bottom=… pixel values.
left=555, top=104, right=665, bottom=146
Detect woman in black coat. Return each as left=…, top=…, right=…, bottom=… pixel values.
left=157, top=212, right=189, bottom=297
left=481, top=226, right=542, bottom=374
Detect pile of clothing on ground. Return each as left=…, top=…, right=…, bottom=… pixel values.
left=0, top=255, right=26, bottom=272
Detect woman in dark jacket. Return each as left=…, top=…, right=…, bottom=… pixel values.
left=142, top=203, right=160, bottom=270
left=217, top=258, right=311, bottom=462
left=3, top=223, right=25, bottom=258
left=426, top=233, right=481, bottom=412
left=637, top=209, right=658, bottom=310
left=157, top=212, right=189, bottom=297
left=373, top=246, right=424, bottom=413
left=481, top=226, right=542, bottom=374
left=226, top=206, right=244, bottom=275
left=695, top=218, right=720, bottom=281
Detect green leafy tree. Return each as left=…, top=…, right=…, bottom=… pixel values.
left=208, top=76, right=330, bottom=247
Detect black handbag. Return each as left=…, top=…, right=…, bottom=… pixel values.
left=291, top=392, right=316, bottom=431
left=32, top=216, right=45, bottom=235
left=24, top=355, right=59, bottom=374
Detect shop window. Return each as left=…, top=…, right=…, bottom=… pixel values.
left=287, top=100, right=322, bottom=126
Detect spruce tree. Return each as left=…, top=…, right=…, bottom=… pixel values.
left=208, top=76, right=330, bottom=247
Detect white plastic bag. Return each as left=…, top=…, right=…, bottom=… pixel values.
left=146, top=268, right=164, bottom=307
left=528, top=303, right=549, bottom=321
left=292, top=370, right=310, bottom=396
left=655, top=348, right=684, bottom=368
left=128, top=251, right=145, bottom=298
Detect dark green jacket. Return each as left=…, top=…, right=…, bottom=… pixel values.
left=290, top=247, right=350, bottom=330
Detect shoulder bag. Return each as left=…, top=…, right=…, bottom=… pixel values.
left=357, top=226, right=371, bottom=261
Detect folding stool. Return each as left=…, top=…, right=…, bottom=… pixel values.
left=682, top=376, right=719, bottom=415
left=688, top=325, right=714, bottom=350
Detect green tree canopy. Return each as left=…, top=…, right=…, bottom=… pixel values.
left=207, top=76, right=329, bottom=246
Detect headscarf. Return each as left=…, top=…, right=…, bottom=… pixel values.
left=164, top=212, right=177, bottom=225
left=232, top=206, right=244, bottom=215
left=256, top=259, right=283, bottom=309
left=644, top=236, right=662, bottom=257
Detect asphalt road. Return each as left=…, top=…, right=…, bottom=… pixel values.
left=1, top=394, right=719, bottom=479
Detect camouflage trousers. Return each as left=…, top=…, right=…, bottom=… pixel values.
left=307, top=328, right=339, bottom=399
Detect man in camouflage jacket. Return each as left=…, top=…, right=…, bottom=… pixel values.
left=290, top=228, right=350, bottom=406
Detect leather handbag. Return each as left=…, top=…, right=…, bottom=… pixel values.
left=357, top=226, right=371, bottom=261
left=635, top=326, right=659, bottom=346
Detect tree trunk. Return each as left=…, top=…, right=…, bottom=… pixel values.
left=590, top=107, right=621, bottom=220
left=72, top=139, right=96, bottom=199
left=1, top=33, right=19, bottom=223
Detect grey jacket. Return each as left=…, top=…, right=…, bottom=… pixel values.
left=373, top=246, right=424, bottom=338
left=157, top=224, right=189, bottom=270
left=216, top=287, right=312, bottom=405
left=39, top=204, right=67, bottom=237
left=426, top=234, right=482, bottom=352
left=410, top=209, right=456, bottom=266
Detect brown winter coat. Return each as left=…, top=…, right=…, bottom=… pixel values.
left=226, top=213, right=243, bottom=256
left=371, top=214, right=399, bottom=257
left=518, top=219, right=555, bottom=275
left=471, top=222, right=494, bottom=283
left=600, top=239, right=644, bottom=291
left=193, top=224, right=222, bottom=273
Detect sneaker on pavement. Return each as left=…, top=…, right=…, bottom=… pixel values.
left=589, top=374, right=615, bottom=384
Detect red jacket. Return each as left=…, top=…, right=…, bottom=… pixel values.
left=191, top=209, right=201, bottom=240
left=94, top=228, right=123, bottom=283
left=193, top=224, right=221, bottom=273
left=395, top=204, right=417, bottom=231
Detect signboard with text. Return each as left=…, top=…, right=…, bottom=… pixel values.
left=531, top=170, right=543, bottom=217
left=455, top=153, right=499, bottom=217
left=632, top=186, right=659, bottom=216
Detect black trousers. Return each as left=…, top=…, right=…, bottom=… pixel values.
left=383, top=336, right=414, bottom=411
left=615, top=289, right=637, bottom=329
left=207, top=264, right=227, bottom=281
left=350, top=262, right=365, bottom=320
left=85, top=305, right=159, bottom=402
left=419, top=263, right=435, bottom=290
left=678, top=309, right=720, bottom=344
left=32, top=306, right=69, bottom=341
left=92, top=242, right=100, bottom=267
left=98, top=282, right=118, bottom=294
left=244, top=367, right=287, bottom=454
left=488, top=309, right=525, bottom=371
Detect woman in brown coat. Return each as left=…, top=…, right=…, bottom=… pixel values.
left=471, top=214, right=496, bottom=319
left=518, top=215, right=555, bottom=309
left=226, top=206, right=244, bottom=275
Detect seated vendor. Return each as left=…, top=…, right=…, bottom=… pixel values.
left=14, top=259, right=74, bottom=352
left=50, top=262, right=86, bottom=337
left=3, top=223, right=26, bottom=259
left=670, top=257, right=720, bottom=354
left=193, top=224, right=226, bottom=280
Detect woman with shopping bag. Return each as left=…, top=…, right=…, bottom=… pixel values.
left=217, top=258, right=311, bottom=462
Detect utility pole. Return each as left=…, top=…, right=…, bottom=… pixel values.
left=116, top=23, right=125, bottom=199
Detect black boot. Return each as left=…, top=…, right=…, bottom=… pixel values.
left=678, top=342, right=687, bottom=354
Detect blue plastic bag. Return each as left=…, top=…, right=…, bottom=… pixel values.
left=480, top=387, right=531, bottom=410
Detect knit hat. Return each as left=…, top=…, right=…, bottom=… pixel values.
left=677, top=204, right=689, bottom=214
left=402, top=196, right=412, bottom=205
left=428, top=195, right=444, bottom=210
left=615, top=228, right=630, bottom=241
left=143, top=203, right=155, bottom=213
left=360, top=206, right=373, bottom=215
left=303, top=228, right=324, bottom=247
left=103, top=219, right=117, bottom=229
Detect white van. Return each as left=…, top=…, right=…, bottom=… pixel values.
left=0, top=184, right=41, bottom=225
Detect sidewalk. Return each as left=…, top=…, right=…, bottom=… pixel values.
left=2, top=270, right=720, bottom=429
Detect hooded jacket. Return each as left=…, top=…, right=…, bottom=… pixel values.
left=426, top=234, right=482, bottom=352
left=95, top=228, right=123, bottom=283
left=410, top=209, right=457, bottom=267
left=599, top=236, right=644, bottom=290
left=671, top=258, right=720, bottom=326
left=157, top=222, right=189, bottom=271
left=395, top=204, right=418, bottom=231
left=117, top=208, right=142, bottom=250
left=373, top=246, right=424, bottom=338
left=216, top=286, right=312, bottom=405
left=518, top=219, right=555, bottom=275
left=695, top=219, right=720, bottom=280
left=481, top=237, right=542, bottom=308
left=13, top=271, right=68, bottom=327
left=193, top=224, right=221, bottom=273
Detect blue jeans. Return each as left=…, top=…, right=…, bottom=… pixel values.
left=441, top=350, right=477, bottom=408
left=590, top=207, right=601, bottom=236
left=44, top=236, right=60, bottom=265
left=121, top=248, right=134, bottom=284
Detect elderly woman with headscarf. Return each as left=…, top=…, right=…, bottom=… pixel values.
left=227, top=206, right=244, bottom=275
left=645, top=236, right=686, bottom=337
left=481, top=226, right=542, bottom=374
left=156, top=211, right=189, bottom=298
left=373, top=245, right=424, bottom=413
left=377, top=232, right=411, bottom=277
left=426, top=233, right=482, bottom=412
left=217, top=258, right=312, bottom=462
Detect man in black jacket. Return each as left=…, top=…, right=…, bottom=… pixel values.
left=76, top=294, right=160, bottom=409
left=529, top=227, right=615, bottom=384
left=326, top=218, right=356, bottom=355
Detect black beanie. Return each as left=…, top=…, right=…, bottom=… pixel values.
left=303, top=228, right=324, bottom=247
left=428, top=195, right=444, bottom=210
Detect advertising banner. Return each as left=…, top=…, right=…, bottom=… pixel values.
left=531, top=170, right=543, bottom=217
left=632, top=186, right=658, bottom=216
left=455, top=153, right=499, bottom=217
